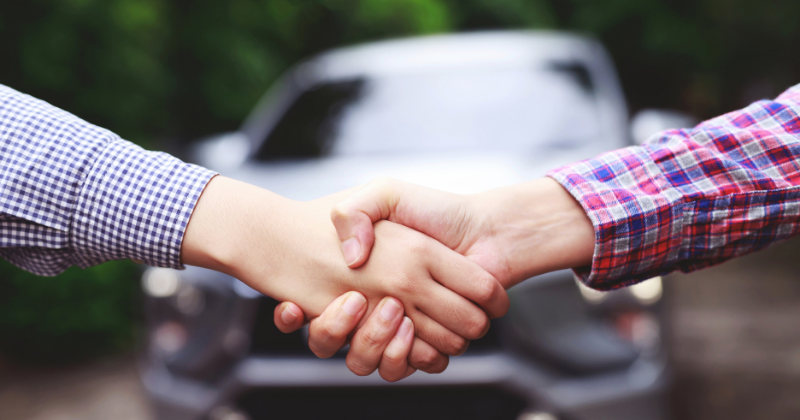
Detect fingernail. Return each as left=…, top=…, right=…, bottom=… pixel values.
left=342, top=238, right=361, bottom=266
left=342, top=292, right=366, bottom=316
left=380, top=298, right=402, bottom=321
left=281, top=305, right=298, bottom=324
left=397, top=317, right=413, bottom=340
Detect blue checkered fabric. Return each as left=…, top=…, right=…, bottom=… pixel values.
left=0, top=84, right=216, bottom=276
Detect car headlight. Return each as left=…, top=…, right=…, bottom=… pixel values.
left=574, top=275, right=663, bottom=306
left=142, top=267, right=252, bottom=381
left=142, top=267, right=180, bottom=298
left=628, top=276, right=663, bottom=304
left=574, top=276, right=607, bottom=303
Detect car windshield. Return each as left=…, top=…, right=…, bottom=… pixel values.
left=254, top=63, right=601, bottom=161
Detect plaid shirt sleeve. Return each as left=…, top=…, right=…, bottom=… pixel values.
left=548, top=83, right=800, bottom=291
left=0, top=84, right=217, bottom=276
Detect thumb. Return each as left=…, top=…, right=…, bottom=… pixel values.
left=330, top=178, right=405, bottom=268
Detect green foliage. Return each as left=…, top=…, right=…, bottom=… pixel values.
left=0, top=259, right=141, bottom=364
left=3, top=0, right=797, bottom=142
left=0, top=0, right=798, bottom=364
left=0, top=0, right=455, bottom=145
left=573, top=0, right=800, bottom=114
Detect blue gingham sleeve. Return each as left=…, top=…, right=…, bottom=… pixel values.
left=0, top=84, right=217, bottom=276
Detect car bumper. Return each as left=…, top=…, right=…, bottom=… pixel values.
left=141, top=352, right=669, bottom=420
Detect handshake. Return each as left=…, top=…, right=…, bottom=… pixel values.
left=181, top=175, right=596, bottom=382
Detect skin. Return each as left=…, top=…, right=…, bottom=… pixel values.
left=275, top=177, right=596, bottom=381
left=180, top=176, right=510, bottom=373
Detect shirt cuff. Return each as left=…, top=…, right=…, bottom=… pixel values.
left=547, top=146, right=685, bottom=291
left=70, top=140, right=217, bottom=270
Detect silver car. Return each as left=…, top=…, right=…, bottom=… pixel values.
left=140, top=31, right=690, bottom=420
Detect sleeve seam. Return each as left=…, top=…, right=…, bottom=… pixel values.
left=64, top=134, right=119, bottom=266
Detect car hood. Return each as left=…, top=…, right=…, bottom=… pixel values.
left=217, top=150, right=593, bottom=201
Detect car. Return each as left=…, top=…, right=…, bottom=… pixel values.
left=139, top=31, right=692, bottom=420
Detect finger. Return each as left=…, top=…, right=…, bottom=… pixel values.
left=331, top=178, right=405, bottom=268
left=407, top=309, right=471, bottom=356
left=274, top=302, right=305, bottom=333
left=401, top=366, right=417, bottom=379
left=413, top=278, right=490, bottom=342
left=408, top=338, right=449, bottom=373
left=378, top=317, right=415, bottom=382
left=307, top=292, right=367, bottom=358
left=346, top=297, right=405, bottom=376
left=427, top=242, right=510, bottom=319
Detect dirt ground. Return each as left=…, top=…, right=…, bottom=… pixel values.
left=2, top=238, right=800, bottom=420
left=0, top=355, right=153, bottom=420
left=668, top=236, right=800, bottom=420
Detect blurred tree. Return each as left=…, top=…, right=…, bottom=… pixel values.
left=0, top=0, right=798, bottom=363
left=0, top=259, right=140, bottom=363
left=560, top=0, right=800, bottom=118
left=0, top=0, right=454, bottom=364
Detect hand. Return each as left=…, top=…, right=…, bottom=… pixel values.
left=331, top=177, right=595, bottom=287
left=181, top=176, right=508, bottom=357
left=276, top=177, right=594, bottom=379
left=275, top=293, right=435, bottom=382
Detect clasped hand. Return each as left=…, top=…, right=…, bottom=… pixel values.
left=182, top=176, right=547, bottom=381
left=183, top=176, right=593, bottom=382
left=267, top=177, right=595, bottom=381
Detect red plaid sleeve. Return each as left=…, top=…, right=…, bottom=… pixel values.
left=548, top=83, right=800, bottom=291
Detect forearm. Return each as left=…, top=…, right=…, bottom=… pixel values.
left=182, top=176, right=296, bottom=274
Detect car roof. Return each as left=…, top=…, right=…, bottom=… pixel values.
left=296, top=30, right=605, bottom=84
left=240, top=30, right=627, bottom=154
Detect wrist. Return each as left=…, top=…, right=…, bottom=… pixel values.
left=181, top=176, right=269, bottom=276
left=477, top=177, right=595, bottom=287
left=181, top=177, right=351, bottom=314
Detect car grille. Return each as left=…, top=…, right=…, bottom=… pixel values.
left=249, top=297, right=316, bottom=356
left=235, top=386, right=528, bottom=420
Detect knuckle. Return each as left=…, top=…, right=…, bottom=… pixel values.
left=308, top=341, right=333, bottom=359
left=465, top=312, right=490, bottom=340
left=413, top=349, right=438, bottom=369
left=346, top=357, right=375, bottom=377
left=413, top=350, right=448, bottom=373
left=385, top=275, right=418, bottom=296
left=445, top=334, right=470, bottom=356
left=379, top=369, right=403, bottom=383
left=424, top=358, right=448, bottom=374
left=358, top=327, right=388, bottom=352
left=474, top=275, right=500, bottom=305
left=320, top=316, right=347, bottom=340
left=308, top=340, right=333, bottom=359
left=307, top=325, right=338, bottom=358
left=406, top=236, right=430, bottom=257
left=382, top=348, right=407, bottom=367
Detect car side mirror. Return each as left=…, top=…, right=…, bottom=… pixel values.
left=190, top=132, right=251, bottom=171
left=630, top=109, right=697, bottom=145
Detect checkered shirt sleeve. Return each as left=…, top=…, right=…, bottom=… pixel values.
left=0, top=84, right=217, bottom=276
left=549, top=83, right=800, bottom=291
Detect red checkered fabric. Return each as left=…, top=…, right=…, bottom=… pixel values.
left=549, top=83, right=800, bottom=291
